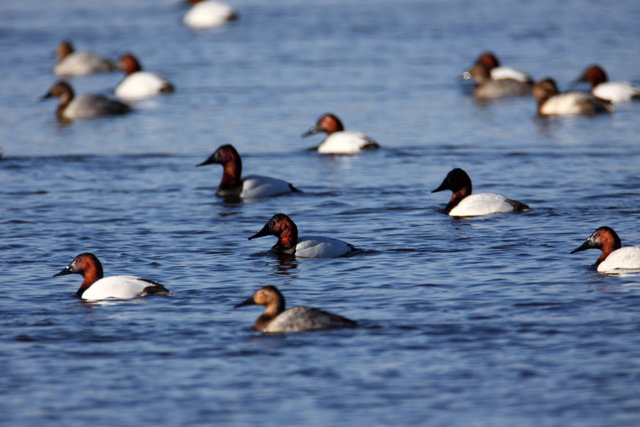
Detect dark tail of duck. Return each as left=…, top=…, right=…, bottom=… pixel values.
left=505, top=198, right=530, bottom=212
left=139, top=279, right=171, bottom=296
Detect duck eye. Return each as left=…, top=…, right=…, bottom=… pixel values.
left=594, top=233, right=600, bottom=238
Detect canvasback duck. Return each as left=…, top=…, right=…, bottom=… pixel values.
left=465, top=62, right=532, bottom=99
left=41, top=80, right=131, bottom=122
left=53, top=253, right=170, bottom=300
left=114, top=53, right=175, bottom=101
left=471, top=51, right=533, bottom=83
left=532, top=78, right=614, bottom=116
left=571, top=227, right=640, bottom=272
left=574, top=65, right=640, bottom=104
left=235, top=286, right=357, bottom=333
left=53, top=40, right=115, bottom=77
left=196, top=144, right=299, bottom=199
left=302, top=113, right=380, bottom=154
left=432, top=168, right=529, bottom=217
left=183, top=0, right=238, bottom=29
left=248, top=213, right=358, bottom=258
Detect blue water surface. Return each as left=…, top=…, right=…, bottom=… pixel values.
left=1, top=0, right=640, bottom=425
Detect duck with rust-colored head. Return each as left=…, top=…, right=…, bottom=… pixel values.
left=53, top=253, right=170, bottom=300
left=571, top=227, right=640, bottom=272
left=248, top=213, right=358, bottom=257
left=197, top=144, right=300, bottom=200
left=302, top=113, right=380, bottom=154
left=115, top=53, right=174, bottom=101
left=574, top=64, right=640, bottom=104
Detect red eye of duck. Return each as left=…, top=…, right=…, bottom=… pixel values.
left=595, top=233, right=600, bottom=238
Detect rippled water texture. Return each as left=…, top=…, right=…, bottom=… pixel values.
left=2, top=0, right=640, bottom=425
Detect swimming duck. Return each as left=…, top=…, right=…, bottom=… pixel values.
left=471, top=51, right=533, bottom=83
left=574, top=64, right=640, bottom=104
left=114, top=53, right=175, bottom=100
left=183, top=0, right=238, bottom=29
left=465, top=62, right=532, bottom=99
left=302, top=113, right=380, bottom=154
left=235, top=286, right=357, bottom=333
left=571, top=226, right=640, bottom=272
left=532, top=78, right=614, bottom=116
left=196, top=144, right=299, bottom=199
left=53, top=40, right=115, bottom=77
left=53, top=253, right=170, bottom=300
left=41, top=80, right=131, bottom=122
left=432, top=168, right=529, bottom=217
left=248, top=213, right=358, bottom=257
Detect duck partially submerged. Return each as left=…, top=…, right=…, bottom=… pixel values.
left=53, top=253, right=170, bottom=300
left=248, top=213, right=358, bottom=258
left=432, top=168, right=529, bottom=217
left=571, top=226, right=640, bottom=272
left=235, top=286, right=357, bottom=333
left=196, top=144, right=299, bottom=199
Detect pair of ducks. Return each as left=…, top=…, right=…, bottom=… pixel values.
left=198, top=143, right=528, bottom=216
left=54, top=253, right=356, bottom=333
left=198, top=140, right=364, bottom=257
left=46, top=42, right=175, bottom=121
left=54, top=42, right=174, bottom=99
left=466, top=51, right=640, bottom=114
left=53, top=224, right=640, bottom=333
left=432, top=172, right=640, bottom=273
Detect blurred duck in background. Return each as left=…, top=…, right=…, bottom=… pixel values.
left=532, top=78, right=613, bottom=116
left=465, top=62, right=532, bottom=99
left=53, top=40, right=115, bottom=77
left=41, top=80, right=131, bottom=122
left=466, top=51, right=533, bottom=83
left=183, top=0, right=238, bottom=29
left=574, top=64, right=640, bottom=103
left=302, top=113, right=380, bottom=154
left=115, top=53, right=175, bottom=101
